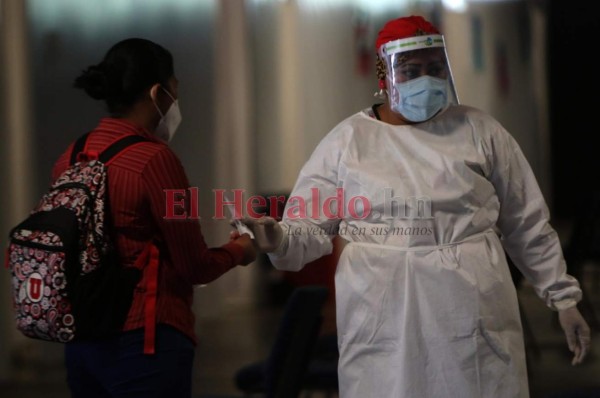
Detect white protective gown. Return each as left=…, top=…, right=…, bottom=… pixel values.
left=268, top=104, right=582, bottom=398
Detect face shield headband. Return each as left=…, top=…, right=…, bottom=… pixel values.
left=379, top=34, right=459, bottom=122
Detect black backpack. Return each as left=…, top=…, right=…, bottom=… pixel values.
left=6, top=132, right=152, bottom=343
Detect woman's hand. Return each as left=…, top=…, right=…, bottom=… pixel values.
left=230, top=232, right=257, bottom=266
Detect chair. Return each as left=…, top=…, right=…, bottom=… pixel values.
left=198, top=285, right=330, bottom=398
left=263, top=285, right=330, bottom=398
left=234, top=333, right=339, bottom=397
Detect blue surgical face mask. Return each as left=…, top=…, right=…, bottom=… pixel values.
left=391, top=76, right=448, bottom=122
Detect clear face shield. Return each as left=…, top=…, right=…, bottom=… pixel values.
left=379, top=34, right=459, bottom=122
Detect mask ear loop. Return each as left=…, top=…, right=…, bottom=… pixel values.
left=160, top=86, right=176, bottom=103
left=150, top=84, right=166, bottom=118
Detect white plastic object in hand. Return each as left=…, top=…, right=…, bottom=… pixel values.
left=233, top=219, right=255, bottom=239
left=240, top=216, right=283, bottom=253
left=225, top=195, right=255, bottom=239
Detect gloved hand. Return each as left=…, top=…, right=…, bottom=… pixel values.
left=232, top=217, right=284, bottom=253
left=558, top=306, right=591, bottom=365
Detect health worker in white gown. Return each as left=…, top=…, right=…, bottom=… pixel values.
left=241, top=15, right=591, bottom=398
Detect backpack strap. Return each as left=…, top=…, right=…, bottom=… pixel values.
left=70, top=132, right=91, bottom=165
left=100, top=135, right=149, bottom=164
left=132, top=242, right=160, bottom=355
left=143, top=245, right=160, bottom=355
left=102, top=135, right=158, bottom=355
left=101, top=134, right=156, bottom=354
left=74, top=132, right=155, bottom=352
left=70, top=133, right=149, bottom=166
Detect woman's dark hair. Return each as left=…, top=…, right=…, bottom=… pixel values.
left=74, top=38, right=174, bottom=115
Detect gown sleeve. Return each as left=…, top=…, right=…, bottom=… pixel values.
left=267, top=125, right=350, bottom=271
left=487, top=120, right=582, bottom=311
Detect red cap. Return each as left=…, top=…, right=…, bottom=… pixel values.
left=375, top=15, right=440, bottom=52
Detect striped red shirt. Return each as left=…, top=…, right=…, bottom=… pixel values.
left=51, top=117, right=244, bottom=344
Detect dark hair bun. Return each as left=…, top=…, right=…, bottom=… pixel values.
left=73, top=64, right=109, bottom=100
left=74, top=38, right=173, bottom=115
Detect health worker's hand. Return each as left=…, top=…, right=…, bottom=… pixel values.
left=558, top=306, right=591, bottom=365
left=232, top=217, right=283, bottom=253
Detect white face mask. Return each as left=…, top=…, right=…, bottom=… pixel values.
left=152, top=87, right=182, bottom=143
left=391, top=76, right=448, bottom=123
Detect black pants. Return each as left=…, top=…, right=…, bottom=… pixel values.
left=65, top=324, right=194, bottom=398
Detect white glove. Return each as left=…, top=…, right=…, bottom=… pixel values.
left=236, top=217, right=284, bottom=253
left=558, top=306, right=591, bottom=365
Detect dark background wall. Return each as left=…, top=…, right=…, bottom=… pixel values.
left=548, top=0, right=600, bottom=219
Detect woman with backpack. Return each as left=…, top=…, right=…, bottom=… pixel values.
left=53, top=38, right=256, bottom=397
